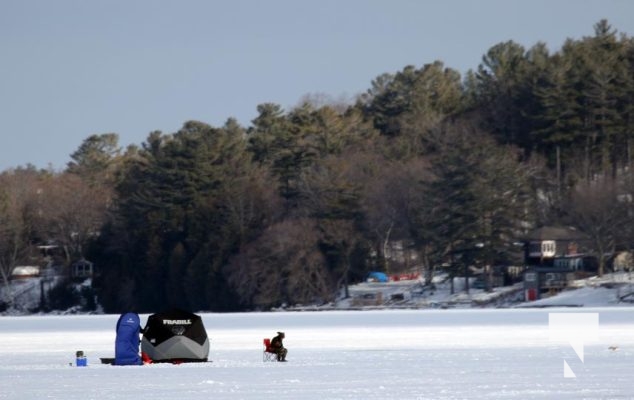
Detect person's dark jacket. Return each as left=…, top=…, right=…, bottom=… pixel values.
left=271, top=334, right=284, bottom=351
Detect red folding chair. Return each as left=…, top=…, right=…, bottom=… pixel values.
left=263, top=338, right=277, bottom=362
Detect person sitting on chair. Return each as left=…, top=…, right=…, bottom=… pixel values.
left=270, top=331, right=288, bottom=362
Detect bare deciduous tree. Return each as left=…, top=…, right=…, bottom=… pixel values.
left=0, top=170, right=42, bottom=307
left=34, top=173, right=112, bottom=267
left=226, top=219, right=333, bottom=309
left=564, top=179, right=630, bottom=276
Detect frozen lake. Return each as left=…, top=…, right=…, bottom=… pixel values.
left=1, top=308, right=633, bottom=399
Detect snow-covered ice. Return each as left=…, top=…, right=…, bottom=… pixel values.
left=1, top=307, right=634, bottom=399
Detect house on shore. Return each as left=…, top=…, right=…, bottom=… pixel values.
left=521, top=226, right=597, bottom=301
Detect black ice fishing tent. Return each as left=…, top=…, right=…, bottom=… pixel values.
left=141, top=309, right=210, bottom=363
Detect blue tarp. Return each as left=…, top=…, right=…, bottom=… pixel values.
left=367, top=271, right=389, bottom=282
left=114, top=312, right=142, bottom=366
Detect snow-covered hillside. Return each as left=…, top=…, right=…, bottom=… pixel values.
left=0, top=277, right=45, bottom=311
left=4, top=272, right=634, bottom=316
left=322, top=272, right=634, bottom=311
left=0, top=276, right=94, bottom=315
left=517, top=272, right=634, bottom=308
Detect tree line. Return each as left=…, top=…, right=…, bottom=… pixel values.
left=1, top=20, right=634, bottom=313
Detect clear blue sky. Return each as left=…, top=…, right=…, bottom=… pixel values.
left=2, top=0, right=633, bottom=171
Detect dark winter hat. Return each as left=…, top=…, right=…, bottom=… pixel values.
left=277, top=331, right=285, bottom=336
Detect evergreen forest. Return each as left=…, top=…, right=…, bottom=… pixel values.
left=2, top=20, right=634, bottom=313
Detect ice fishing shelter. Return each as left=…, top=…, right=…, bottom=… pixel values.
left=114, top=312, right=143, bottom=365
left=141, top=309, right=209, bottom=363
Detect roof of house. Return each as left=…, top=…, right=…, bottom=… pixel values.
left=11, top=266, right=40, bottom=277
left=522, top=226, right=588, bottom=241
